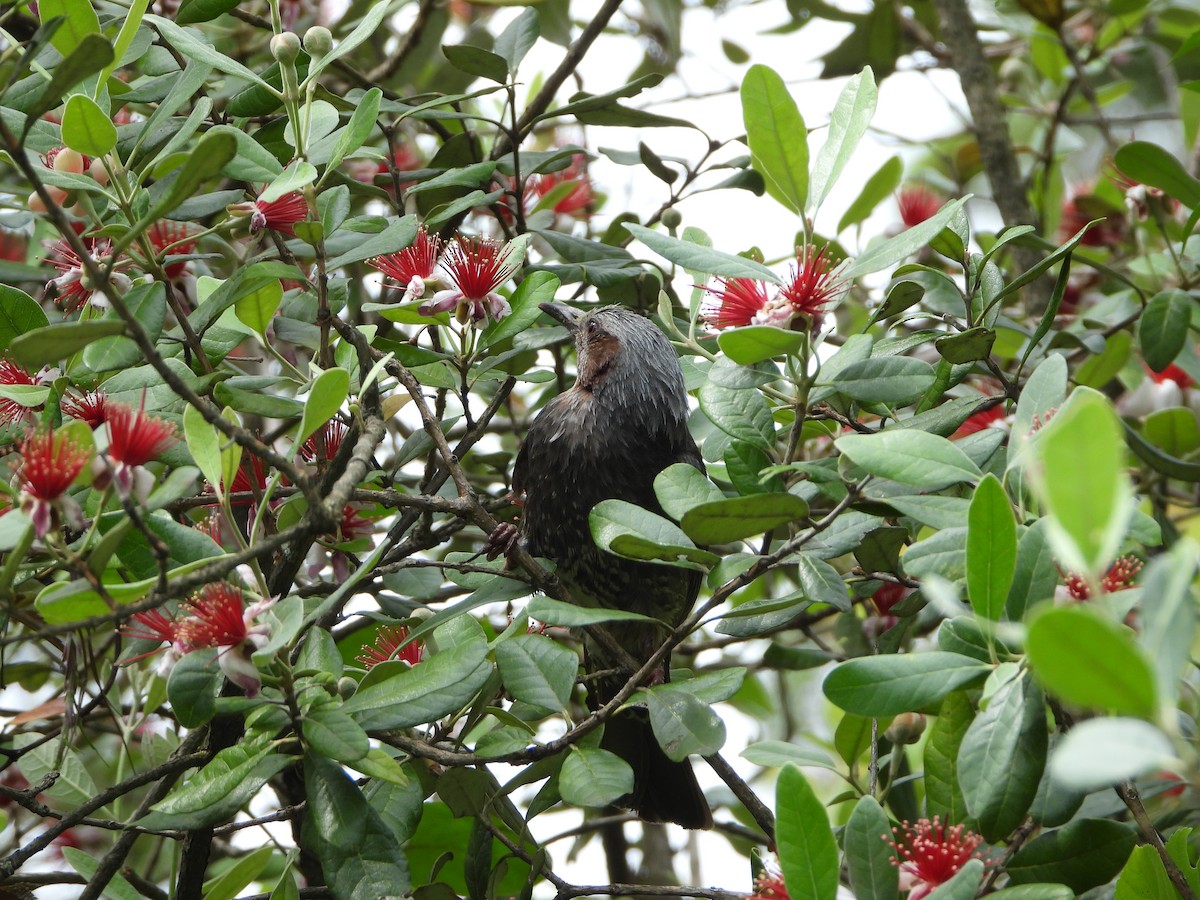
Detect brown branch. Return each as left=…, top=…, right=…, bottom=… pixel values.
left=702, top=752, right=774, bottom=843
left=1116, top=781, right=1199, bottom=900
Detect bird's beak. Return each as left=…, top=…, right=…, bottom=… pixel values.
left=540, top=302, right=583, bottom=333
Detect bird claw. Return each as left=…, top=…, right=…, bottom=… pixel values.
left=484, top=522, right=521, bottom=564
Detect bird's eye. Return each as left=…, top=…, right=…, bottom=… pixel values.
left=586, top=320, right=599, bottom=335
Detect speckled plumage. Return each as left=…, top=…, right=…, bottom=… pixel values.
left=514, top=303, right=711, bottom=829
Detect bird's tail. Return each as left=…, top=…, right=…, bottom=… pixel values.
left=601, top=708, right=712, bottom=830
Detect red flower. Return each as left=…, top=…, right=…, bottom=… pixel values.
left=0, top=357, right=38, bottom=425
left=147, top=220, right=198, bottom=279
left=951, top=404, right=1006, bottom=440
left=251, top=192, right=308, bottom=236
left=369, top=227, right=443, bottom=301
left=0, top=231, right=26, bottom=262
left=120, top=608, right=181, bottom=665
left=1060, top=554, right=1143, bottom=601
left=17, top=427, right=90, bottom=538
left=301, top=419, right=349, bottom=463
left=889, top=817, right=988, bottom=900
left=700, top=278, right=778, bottom=330
left=176, top=583, right=250, bottom=648
left=896, top=184, right=942, bottom=228
left=422, top=236, right=522, bottom=324
left=105, top=400, right=178, bottom=467
left=61, top=389, right=109, bottom=428
left=1057, top=190, right=1124, bottom=248
left=750, top=864, right=788, bottom=900
left=1147, top=363, right=1194, bottom=390
left=530, top=156, right=595, bottom=219
left=356, top=624, right=423, bottom=669
left=781, top=245, right=845, bottom=318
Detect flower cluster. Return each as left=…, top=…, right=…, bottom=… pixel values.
left=16, top=427, right=90, bottom=538
left=356, top=624, right=424, bottom=669
left=1059, top=554, right=1143, bottom=601
left=94, top=399, right=179, bottom=500
left=701, top=245, right=846, bottom=332
left=122, top=583, right=274, bottom=695
left=369, top=227, right=443, bottom=304
left=889, top=817, right=989, bottom=900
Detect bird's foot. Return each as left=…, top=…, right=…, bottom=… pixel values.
left=646, top=665, right=668, bottom=688
left=484, top=522, right=521, bottom=565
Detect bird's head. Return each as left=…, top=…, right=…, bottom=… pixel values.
left=539, top=302, right=689, bottom=421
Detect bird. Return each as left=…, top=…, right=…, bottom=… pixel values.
left=493, top=301, right=712, bottom=829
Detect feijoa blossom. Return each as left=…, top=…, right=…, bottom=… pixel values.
left=422, top=236, right=522, bottom=325
left=369, top=227, right=443, bottom=302
left=781, top=245, right=846, bottom=319
left=0, top=357, right=39, bottom=426
left=896, top=183, right=942, bottom=228
left=301, top=419, right=349, bottom=463
left=889, top=817, right=989, bottom=900
left=356, top=624, right=423, bottom=669
left=97, top=399, right=180, bottom=499
left=44, top=240, right=115, bottom=315
left=242, top=191, right=308, bottom=236
left=146, top=220, right=198, bottom=279
left=1059, top=554, right=1143, bottom=601
left=17, top=427, right=90, bottom=538
left=750, top=866, right=789, bottom=900
left=700, top=278, right=787, bottom=330
left=175, top=583, right=275, bottom=697
left=61, top=389, right=109, bottom=429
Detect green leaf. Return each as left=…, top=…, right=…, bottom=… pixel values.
left=0, top=285, right=50, bottom=354
left=13, top=735, right=99, bottom=810
left=699, top=380, right=775, bottom=449
left=166, top=648, right=223, bottom=728
left=183, top=404, right=222, bottom=496
left=39, top=0, right=101, bottom=56
left=1115, top=845, right=1179, bottom=900
left=680, top=493, right=808, bottom=544
left=304, top=753, right=410, bottom=897
left=304, top=701, right=371, bottom=763
left=838, top=154, right=902, bottom=234
left=481, top=271, right=559, bottom=349
left=1008, top=353, right=1067, bottom=470
left=526, top=595, right=658, bottom=627
left=644, top=687, right=726, bottom=760
left=494, top=7, right=539, bottom=73
left=836, top=430, right=981, bottom=489
left=590, top=498, right=720, bottom=568
left=9, top=320, right=126, bottom=368
left=740, top=741, right=838, bottom=770
left=296, top=368, right=349, bottom=447
left=624, top=223, right=781, bottom=283
left=322, top=88, right=383, bottom=178
left=775, top=765, right=839, bottom=900
left=1113, top=141, right=1200, bottom=209
left=1026, top=605, right=1157, bottom=717
left=741, top=65, right=808, bottom=214
left=966, top=474, right=1016, bottom=620
left=653, top=463, right=723, bottom=520
left=303, top=0, right=395, bottom=82
left=717, top=326, right=806, bottom=365
left=844, top=795, right=899, bottom=900
left=345, top=634, right=491, bottom=730
left=822, top=652, right=989, bottom=716
left=925, top=691, right=974, bottom=824
left=210, top=123, right=284, bottom=182
left=1005, top=518, right=1058, bottom=620
left=841, top=197, right=971, bottom=279
left=559, top=747, right=633, bottom=808
left=795, top=556, right=851, bottom=611
left=958, top=671, right=1047, bottom=841
left=1032, top=387, right=1133, bottom=574
left=61, top=848, right=140, bottom=900
left=496, top=634, right=579, bottom=711
left=926, top=860, right=984, bottom=900
left=233, top=279, right=283, bottom=338
left=808, top=66, right=876, bottom=214
left=61, top=93, right=117, bottom=157
left=148, top=128, right=238, bottom=221
left=835, top=356, right=937, bottom=405
left=147, top=14, right=274, bottom=92
left=214, top=383, right=304, bottom=420
left=25, top=33, right=115, bottom=127
left=1138, top=290, right=1192, bottom=372
left=1048, top=718, right=1175, bottom=791
left=1075, top=330, right=1132, bottom=390
left=935, top=327, right=996, bottom=364
left=1007, top=819, right=1137, bottom=893
left=443, top=44, right=509, bottom=83
left=325, top=216, right=419, bottom=270
left=141, top=742, right=289, bottom=829
left=176, top=0, right=241, bottom=24
left=202, top=845, right=274, bottom=900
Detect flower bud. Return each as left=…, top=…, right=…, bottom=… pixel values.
left=270, top=32, right=302, bottom=64
left=661, top=207, right=683, bottom=230
left=88, top=157, right=110, bottom=186
left=886, top=711, right=926, bottom=745
left=304, top=26, right=333, bottom=58
left=53, top=148, right=86, bottom=175
left=337, top=676, right=358, bottom=699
